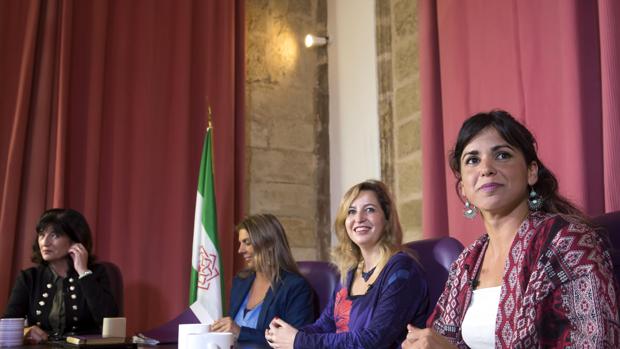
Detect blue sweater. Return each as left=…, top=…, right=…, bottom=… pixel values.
left=229, top=270, right=315, bottom=345
left=294, top=252, right=429, bottom=349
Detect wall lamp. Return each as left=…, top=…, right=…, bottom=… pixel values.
left=304, top=34, right=328, bottom=48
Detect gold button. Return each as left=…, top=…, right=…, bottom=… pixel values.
left=46, top=283, right=52, bottom=289
left=72, top=305, right=78, bottom=310
left=70, top=286, right=75, bottom=291
left=73, top=316, right=78, bottom=321
left=71, top=294, right=77, bottom=299
left=42, top=293, right=48, bottom=298
left=36, top=310, right=41, bottom=315
left=69, top=278, right=74, bottom=283
left=38, top=301, right=45, bottom=306
left=37, top=322, right=41, bottom=326
left=72, top=326, right=76, bottom=330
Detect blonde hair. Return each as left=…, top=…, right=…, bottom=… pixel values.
left=331, top=180, right=403, bottom=282
left=236, top=214, right=300, bottom=287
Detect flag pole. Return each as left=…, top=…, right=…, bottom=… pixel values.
left=207, top=105, right=215, bottom=174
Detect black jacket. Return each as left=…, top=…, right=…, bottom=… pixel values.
left=3, top=263, right=119, bottom=335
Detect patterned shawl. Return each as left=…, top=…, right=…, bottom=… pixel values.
left=428, top=212, right=620, bottom=348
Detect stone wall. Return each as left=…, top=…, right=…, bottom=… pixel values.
left=244, top=0, right=422, bottom=254
left=377, top=0, right=423, bottom=242
left=245, top=0, right=330, bottom=260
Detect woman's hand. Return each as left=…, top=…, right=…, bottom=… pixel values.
left=402, top=324, right=456, bottom=349
left=209, top=317, right=240, bottom=338
left=265, top=317, right=297, bottom=349
left=68, top=243, right=89, bottom=275
left=23, top=325, right=48, bottom=344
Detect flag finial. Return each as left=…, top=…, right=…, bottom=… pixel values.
left=207, top=105, right=213, bottom=130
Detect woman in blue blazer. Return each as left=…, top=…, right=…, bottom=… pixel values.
left=210, top=214, right=316, bottom=345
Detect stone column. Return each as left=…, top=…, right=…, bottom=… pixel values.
left=376, top=0, right=423, bottom=242
left=245, top=0, right=329, bottom=260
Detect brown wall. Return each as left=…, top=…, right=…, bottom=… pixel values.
left=245, top=0, right=330, bottom=260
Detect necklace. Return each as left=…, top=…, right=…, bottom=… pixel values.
left=361, top=266, right=376, bottom=282
left=357, top=259, right=378, bottom=282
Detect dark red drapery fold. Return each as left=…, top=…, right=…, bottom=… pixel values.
left=0, top=0, right=245, bottom=334
left=420, top=0, right=620, bottom=245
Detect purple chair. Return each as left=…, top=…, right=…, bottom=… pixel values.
left=405, top=237, right=464, bottom=310
left=297, top=261, right=340, bottom=316
left=593, top=211, right=620, bottom=282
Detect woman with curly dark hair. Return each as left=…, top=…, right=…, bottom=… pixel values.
left=403, top=110, right=619, bottom=348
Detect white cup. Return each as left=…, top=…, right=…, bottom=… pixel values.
left=187, top=332, right=234, bottom=349
left=177, top=323, right=210, bottom=349
left=102, top=317, right=126, bottom=338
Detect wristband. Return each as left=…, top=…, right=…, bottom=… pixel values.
left=79, top=270, right=93, bottom=279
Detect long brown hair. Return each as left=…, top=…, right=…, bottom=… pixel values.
left=331, top=180, right=403, bottom=282
left=236, top=214, right=300, bottom=286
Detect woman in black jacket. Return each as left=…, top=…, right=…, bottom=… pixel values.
left=3, top=208, right=119, bottom=343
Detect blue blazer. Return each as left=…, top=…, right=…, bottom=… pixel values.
left=230, top=270, right=316, bottom=345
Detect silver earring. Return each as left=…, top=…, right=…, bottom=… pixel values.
left=463, top=200, right=477, bottom=219
left=528, top=187, right=543, bottom=211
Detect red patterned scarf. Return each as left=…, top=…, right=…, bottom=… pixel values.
left=428, top=212, right=620, bottom=348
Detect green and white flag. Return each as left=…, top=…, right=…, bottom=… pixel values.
left=189, top=127, right=223, bottom=323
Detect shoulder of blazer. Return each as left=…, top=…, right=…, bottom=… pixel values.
left=23, top=265, right=52, bottom=283
left=274, top=270, right=308, bottom=292
left=20, top=265, right=41, bottom=278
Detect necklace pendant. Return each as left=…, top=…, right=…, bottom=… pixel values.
left=361, top=266, right=376, bottom=282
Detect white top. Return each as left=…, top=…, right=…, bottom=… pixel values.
left=461, top=286, right=501, bottom=349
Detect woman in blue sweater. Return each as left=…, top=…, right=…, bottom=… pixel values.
left=209, top=214, right=315, bottom=346
left=265, top=180, right=429, bottom=349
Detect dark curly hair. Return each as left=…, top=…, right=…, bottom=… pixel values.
left=448, top=109, right=584, bottom=218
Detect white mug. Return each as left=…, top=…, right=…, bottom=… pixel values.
left=102, top=317, right=126, bottom=338
left=177, top=323, right=210, bottom=349
left=186, top=332, right=234, bottom=349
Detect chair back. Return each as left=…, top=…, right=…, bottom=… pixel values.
left=98, top=261, right=124, bottom=315
left=297, top=261, right=340, bottom=315
left=404, top=237, right=464, bottom=309
left=593, top=211, right=620, bottom=282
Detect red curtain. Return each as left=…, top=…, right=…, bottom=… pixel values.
left=420, top=0, right=620, bottom=245
left=0, top=0, right=245, bottom=334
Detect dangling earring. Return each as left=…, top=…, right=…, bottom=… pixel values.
left=528, top=186, right=543, bottom=211
left=463, top=200, right=477, bottom=219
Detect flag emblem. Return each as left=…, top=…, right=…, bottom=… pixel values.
left=198, top=246, right=220, bottom=290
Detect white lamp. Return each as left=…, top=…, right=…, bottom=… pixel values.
left=304, top=34, right=328, bottom=48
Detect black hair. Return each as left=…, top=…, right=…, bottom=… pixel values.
left=32, top=208, right=95, bottom=265
left=449, top=109, right=584, bottom=217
